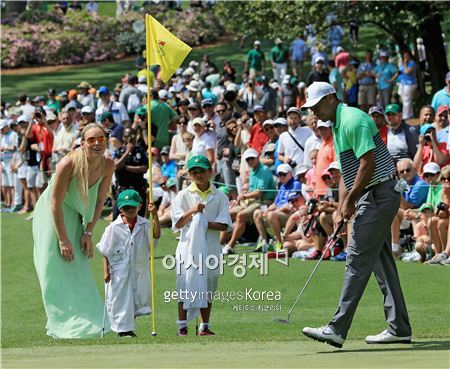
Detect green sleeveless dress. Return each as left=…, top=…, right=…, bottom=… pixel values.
left=33, top=175, right=109, bottom=338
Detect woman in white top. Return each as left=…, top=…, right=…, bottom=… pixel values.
left=169, top=115, right=189, bottom=189
left=191, top=117, right=216, bottom=166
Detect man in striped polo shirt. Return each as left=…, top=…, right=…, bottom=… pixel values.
left=299, top=82, right=412, bottom=348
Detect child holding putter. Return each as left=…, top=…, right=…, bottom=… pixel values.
left=97, top=189, right=160, bottom=337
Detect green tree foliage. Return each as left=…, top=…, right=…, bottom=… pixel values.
left=215, top=1, right=448, bottom=92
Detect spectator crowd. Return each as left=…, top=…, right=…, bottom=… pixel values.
left=2, top=22, right=450, bottom=266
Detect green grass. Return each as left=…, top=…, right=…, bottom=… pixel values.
left=1, top=212, right=449, bottom=368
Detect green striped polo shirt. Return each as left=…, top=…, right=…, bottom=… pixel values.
left=333, top=104, right=396, bottom=191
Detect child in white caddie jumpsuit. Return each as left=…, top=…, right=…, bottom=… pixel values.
left=171, top=155, right=232, bottom=336
left=97, top=189, right=160, bottom=337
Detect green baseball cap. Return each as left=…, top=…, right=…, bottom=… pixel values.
left=419, top=203, right=433, bottom=213
left=385, top=104, right=400, bottom=114
left=135, top=105, right=147, bottom=115
left=100, top=111, right=114, bottom=122
left=187, top=155, right=211, bottom=171
left=117, top=189, right=142, bottom=209
left=166, top=177, right=176, bottom=188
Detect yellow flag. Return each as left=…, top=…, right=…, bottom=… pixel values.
left=145, top=14, right=192, bottom=83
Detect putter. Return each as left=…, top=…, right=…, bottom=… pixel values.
left=101, top=282, right=109, bottom=338
left=275, top=220, right=345, bottom=324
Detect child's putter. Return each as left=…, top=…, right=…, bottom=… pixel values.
left=101, top=283, right=108, bottom=338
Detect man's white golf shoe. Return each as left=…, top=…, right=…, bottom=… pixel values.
left=302, top=326, right=345, bottom=348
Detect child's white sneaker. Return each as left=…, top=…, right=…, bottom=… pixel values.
left=222, top=245, right=235, bottom=255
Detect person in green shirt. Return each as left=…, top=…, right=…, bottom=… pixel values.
left=46, top=89, right=61, bottom=113
left=300, top=81, right=412, bottom=348
left=149, top=90, right=178, bottom=149
left=245, top=40, right=265, bottom=78
left=270, top=38, right=289, bottom=82
left=222, top=148, right=276, bottom=255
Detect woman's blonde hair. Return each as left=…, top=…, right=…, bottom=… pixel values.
left=67, top=123, right=107, bottom=204
left=439, top=165, right=450, bottom=181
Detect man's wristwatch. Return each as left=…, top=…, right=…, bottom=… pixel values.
left=84, top=231, right=93, bottom=237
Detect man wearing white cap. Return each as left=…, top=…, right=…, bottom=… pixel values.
left=301, top=82, right=412, bottom=348
left=222, top=148, right=276, bottom=255
left=253, top=163, right=301, bottom=252
left=245, top=40, right=265, bottom=79
left=306, top=56, right=329, bottom=87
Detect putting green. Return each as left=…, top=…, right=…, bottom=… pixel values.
left=2, top=339, right=449, bottom=369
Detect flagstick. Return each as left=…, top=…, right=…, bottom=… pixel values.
left=145, top=14, right=157, bottom=337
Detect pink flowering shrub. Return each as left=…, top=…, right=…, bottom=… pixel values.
left=1, top=8, right=223, bottom=68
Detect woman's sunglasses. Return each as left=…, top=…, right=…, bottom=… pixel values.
left=84, top=136, right=107, bottom=145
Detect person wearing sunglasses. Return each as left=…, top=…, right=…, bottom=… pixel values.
left=222, top=148, right=276, bottom=255
left=33, top=123, right=114, bottom=338
left=186, top=102, right=202, bottom=133
left=306, top=56, right=330, bottom=87
left=384, top=103, right=418, bottom=164
left=391, top=158, right=429, bottom=258
left=253, top=163, right=301, bottom=253
left=300, top=82, right=412, bottom=348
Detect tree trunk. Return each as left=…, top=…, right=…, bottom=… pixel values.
left=421, top=11, right=449, bottom=94
left=4, top=1, right=27, bottom=17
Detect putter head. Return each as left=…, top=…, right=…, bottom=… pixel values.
left=274, top=317, right=291, bottom=324
left=151, top=331, right=157, bottom=336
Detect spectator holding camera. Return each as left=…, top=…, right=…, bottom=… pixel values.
left=113, top=127, right=148, bottom=219
left=278, top=107, right=312, bottom=170
left=239, top=78, right=261, bottom=114
left=413, top=124, right=449, bottom=176
left=26, top=108, right=54, bottom=193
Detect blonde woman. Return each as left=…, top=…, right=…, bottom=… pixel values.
left=33, top=124, right=114, bottom=338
